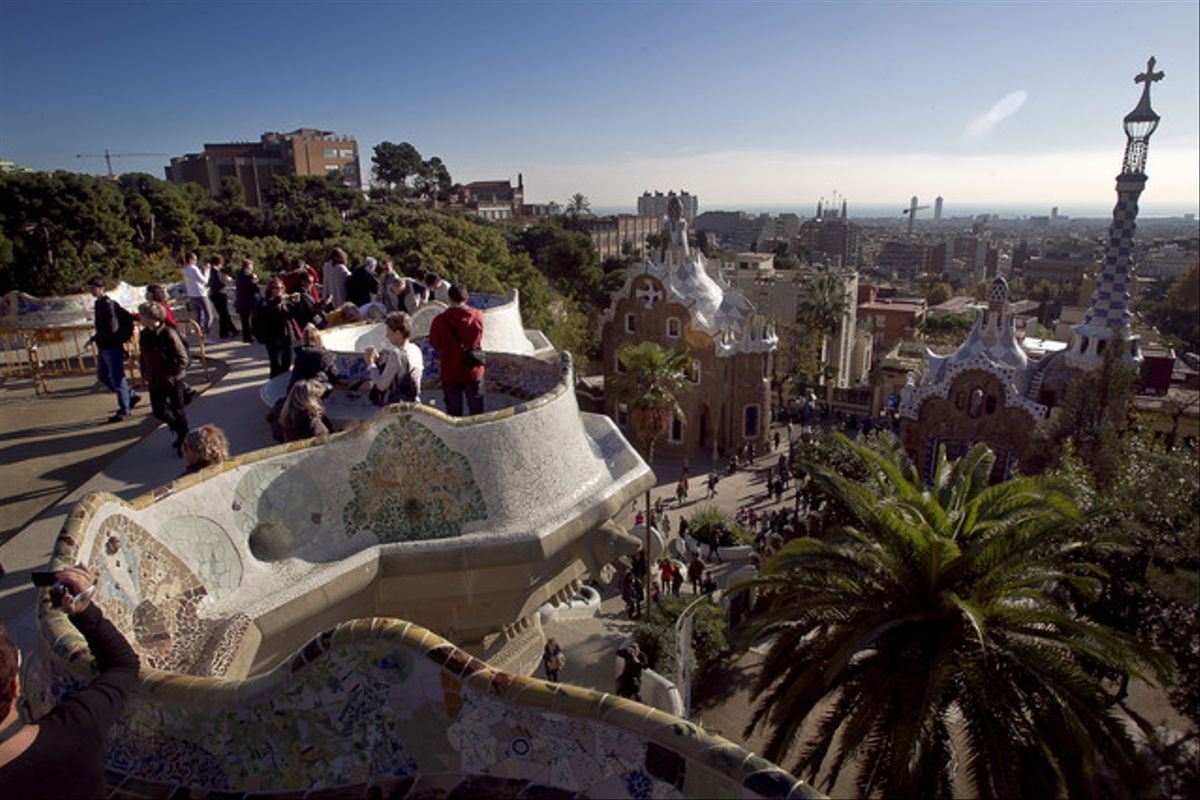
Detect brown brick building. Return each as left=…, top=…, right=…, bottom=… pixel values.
left=166, top=128, right=361, bottom=206
left=599, top=250, right=776, bottom=460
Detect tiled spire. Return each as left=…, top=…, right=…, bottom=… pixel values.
left=1069, top=58, right=1163, bottom=368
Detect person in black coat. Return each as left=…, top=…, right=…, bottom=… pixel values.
left=207, top=255, right=237, bottom=339
left=345, top=257, right=380, bottom=306
left=253, top=277, right=297, bottom=377
left=0, top=564, right=139, bottom=799
left=616, top=643, right=648, bottom=700
left=234, top=258, right=260, bottom=343
left=137, top=302, right=191, bottom=453
left=289, top=324, right=338, bottom=391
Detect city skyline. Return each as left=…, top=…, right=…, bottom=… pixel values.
left=1, top=1, right=1197, bottom=214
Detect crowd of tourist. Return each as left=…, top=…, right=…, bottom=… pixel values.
left=86, top=249, right=487, bottom=458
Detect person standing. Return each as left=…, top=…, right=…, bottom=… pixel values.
left=208, top=255, right=237, bottom=339
left=322, top=248, right=351, bottom=308
left=253, top=278, right=297, bottom=377
left=234, top=258, right=260, bottom=343
left=542, top=638, right=565, bottom=683
left=181, top=253, right=212, bottom=338
left=346, top=257, right=380, bottom=307
left=87, top=276, right=140, bottom=422
left=615, top=643, right=648, bottom=700
left=0, top=564, right=139, bottom=798
left=363, top=312, right=423, bottom=405
left=145, top=284, right=177, bottom=327
left=429, top=285, right=484, bottom=416
left=138, top=302, right=190, bottom=454
left=424, top=271, right=452, bottom=304
left=688, top=555, right=704, bottom=594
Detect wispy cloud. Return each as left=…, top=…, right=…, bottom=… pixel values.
left=964, top=90, right=1028, bottom=139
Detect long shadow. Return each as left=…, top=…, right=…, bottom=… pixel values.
left=0, top=418, right=113, bottom=442
left=0, top=420, right=156, bottom=462
left=690, top=651, right=762, bottom=712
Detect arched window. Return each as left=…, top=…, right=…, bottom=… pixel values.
left=968, top=388, right=984, bottom=418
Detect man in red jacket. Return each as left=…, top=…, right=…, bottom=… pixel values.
left=429, top=284, right=484, bottom=416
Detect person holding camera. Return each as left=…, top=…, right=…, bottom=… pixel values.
left=0, top=564, right=139, bottom=797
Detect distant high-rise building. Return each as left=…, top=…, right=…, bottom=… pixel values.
left=1050, top=206, right=1059, bottom=221
left=637, top=190, right=698, bottom=225
left=799, top=203, right=861, bottom=267
left=934, top=196, right=944, bottom=220
left=166, top=128, right=361, bottom=207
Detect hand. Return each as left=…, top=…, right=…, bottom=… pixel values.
left=55, top=563, right=96, bottom=615
left=363, top=346, right=377, bottom=365
left=290, top=293, right=301, bottom=303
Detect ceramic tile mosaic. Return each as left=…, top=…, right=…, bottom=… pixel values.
left=85, top=513, right=251, bottom=677
left=343, top=416, right=487, bottom=542
left=31, top=617, right=818, bottom=798
left=155, top=514, right=243, bottom=600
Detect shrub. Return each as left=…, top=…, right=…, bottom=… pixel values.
left=632, top=594, right=728, bottom=681
left=686, top=506, right=750, bottom=547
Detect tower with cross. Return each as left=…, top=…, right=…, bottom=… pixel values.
left=1067, top=57, right=1164, bottom=371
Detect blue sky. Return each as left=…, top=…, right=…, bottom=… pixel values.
left=2, top=1, right=1197, bottom=215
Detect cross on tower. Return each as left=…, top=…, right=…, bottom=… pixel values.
left=1136, top=57, right=1164, bottom=89
left=635, top=282, right=663, bottom=309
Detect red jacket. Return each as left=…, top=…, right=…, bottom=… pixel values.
left=429, top=305, right=484, bottom=384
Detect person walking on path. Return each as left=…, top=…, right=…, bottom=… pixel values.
left=429, top=284, right=485, bottom=416
left=181, top=253, right=212, bottom=338
left=208, top=255, right=237, bottom=339
left=615, top=643, right=648, bottom=701
left=688, top=555, right=704, bottom=594
left=0, top=564, right=139, bottom=799
left=87, top=276, right=140, bottom=422
left=542, top=638, right=565, bottom=683
left=234, top=258, right=261, bottom=343
left=138, top=302, right=191, bottom=454
left=706, top=472, right=719, bottom=499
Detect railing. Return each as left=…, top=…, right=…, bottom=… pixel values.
left=0, top=318, right=208, bottom=396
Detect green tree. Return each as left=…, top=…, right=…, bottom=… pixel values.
left=565, top=192, right=591, bottom=217
left=739, top=436, right=1168, bottom=798
left=372, top=141, right=424, bottom=191
left=924, top=281, right=953, bottom=306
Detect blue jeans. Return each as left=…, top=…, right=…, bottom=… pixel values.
left=189, top=296, right=212, bottom=337
left=443, top=379, right=484, bottom=417
left=96, top=346, right=135, bottom=415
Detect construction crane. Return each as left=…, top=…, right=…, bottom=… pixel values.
left=75, top=150, right=168, bottom=180
left=901, top=195, right=931, bottom=236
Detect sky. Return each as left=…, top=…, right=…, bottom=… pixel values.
left=1, top=1, right=1197, bottom=217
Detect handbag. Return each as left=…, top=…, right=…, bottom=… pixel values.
left=447, top=317, right=486, bottom=369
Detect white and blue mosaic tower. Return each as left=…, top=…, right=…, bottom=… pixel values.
left=1067, top=57, right=1164, bottom=370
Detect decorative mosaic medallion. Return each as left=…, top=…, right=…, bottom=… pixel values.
left=342, top=416, right=486, bottom=542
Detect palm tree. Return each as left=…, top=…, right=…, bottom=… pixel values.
left=737, top=435, right=1168, bottom=798
left=795, top=271, right=848, bottom=402
left=611, top=342, right=690, bottom=593
left=565, top=192, right=591, bottom=218
left=610, top=341, right=689, bottom=465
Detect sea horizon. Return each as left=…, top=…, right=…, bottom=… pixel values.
left=589, top=202, right=1200, bottom=221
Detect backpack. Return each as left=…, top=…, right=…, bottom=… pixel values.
left=114, top=303, right=135, bottom=344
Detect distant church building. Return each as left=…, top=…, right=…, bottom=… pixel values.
left=900, top=58, right=1163, bottom=480
left=600, top=198, right=777, bottom=459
